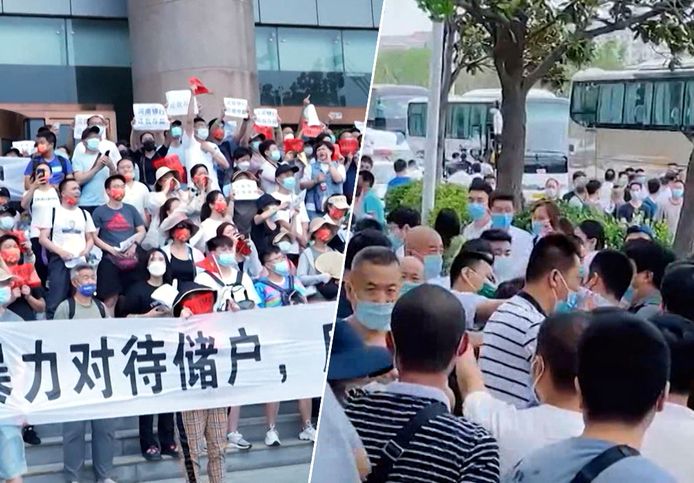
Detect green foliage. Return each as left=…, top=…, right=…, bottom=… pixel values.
left=385, top=181, right=470, bottom=225
left=374, top=48, right=431, bottom=87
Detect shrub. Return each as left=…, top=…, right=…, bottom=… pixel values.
left=385, top=180, right=470, bottom=225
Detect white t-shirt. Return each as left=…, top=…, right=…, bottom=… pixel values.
left=464, top=391, right=584, bottom=475
left=123, top=181, right=150, bottom=217
left=29, top=187, right=60, bottom=238
left=641, top=402, right=694, bottom=483
left=272, top=190, right=309, bottom=255
left=195, top=269, right=261, bottom=312
left=182, top=133, right=220, bottom=189
left=259, top=160, right=279, bottom=194
left=451, top=290, right=487, bottom=329
left=36, top=204, right=96, bottom=257
left=73, top=139, right=122, bottom=162
left=197, top=217, right=225, bottom=252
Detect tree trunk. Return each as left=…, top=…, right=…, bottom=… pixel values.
left=496, top=80, right=527, bottom=205
left=673, top=142, right=694, bottom=256
left=436, top=21, right=455, bottom=182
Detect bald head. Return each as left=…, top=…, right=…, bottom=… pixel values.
left=401, top=256, right=424, bottom=283
left=405, top=226, right=444, bottom=260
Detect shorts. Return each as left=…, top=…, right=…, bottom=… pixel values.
left=96, top=249, right=145, bottom=299
left=0, top=425, right=27, bottom=479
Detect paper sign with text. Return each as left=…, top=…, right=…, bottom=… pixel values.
left=224, top=98, right=249, bottom=119
left=166, top=90, right=199, bottom=117
left=254, top=108, right=279, bottom=128
left=133, top=104, right=169, bottom=131
left=232, top=179, right=263, bottom=201
left=73, top=114, right=91, bottom=139
left=11, top=141, right=35, bottom=156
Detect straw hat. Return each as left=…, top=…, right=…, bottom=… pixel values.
left=155, top=166, right=177, bottom=184
left=159, top=211, right=199, bottom=237
left=315, top=251, right=344, bottom=280
left=272, top=229, right=292, bottom=245
left=326, top=195, right=349, bottom=210
left=309, top=217, right=337, bottom=235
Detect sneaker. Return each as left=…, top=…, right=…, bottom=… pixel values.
left=298, top=422, right=317, bottom=442
left=265, top=426, right=281, bottom=447
left=23, top=425, right=41, bottom=445
left=227, top=431, right=252, bottom=450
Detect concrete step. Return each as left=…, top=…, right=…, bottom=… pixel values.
left=150, top=463, right=310, bottom=483
left=25, top=438, right=314, bottom=483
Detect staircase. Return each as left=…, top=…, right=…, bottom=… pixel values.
left=24, top=402, right=315, bottom=482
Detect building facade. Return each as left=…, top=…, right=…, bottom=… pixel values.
left=0, top=0, right=381, bottom=152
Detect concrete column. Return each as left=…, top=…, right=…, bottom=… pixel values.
left=127, top=0, right=258, bottom=118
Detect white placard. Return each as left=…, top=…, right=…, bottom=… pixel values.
left=133, top=103, right=169, bottom=131
left=166, top=90, right=199, bottom=117
left=254, top=108, right=279, bottom=128
left=232, top=179, right=262, bottom=201
left=304, top=104, right=322, bottom=126
left=73, top=114, right=91, bottom=140
left=328, top=112, right=343, bottom=121
left=224, top=97, right=249, bottom=119
left=0, top=303, right=335, bottom=425
left=11, top=141, right=35, bottom=156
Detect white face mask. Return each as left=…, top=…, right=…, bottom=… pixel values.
left=237, top=161, right=251, bottom=172
left=196, top=128, right=209, bottom=139
left=148, top=260, right=166, bottom=277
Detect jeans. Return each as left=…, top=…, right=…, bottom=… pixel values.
left=45, top=254, right=70, bottom=320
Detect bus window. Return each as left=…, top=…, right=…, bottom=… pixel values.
left=597, top=83, right=625, bottom=125
left=447, top=103, right=487, bottom=140
left=652, top=80, right=684, bottom=127
left=624, top=82, right=653, bottom=126
left=683, top=80, right=694, bottom=127
left=407, top=102, right=427, bottom=137
left=570, top=82, right=599, bottom=126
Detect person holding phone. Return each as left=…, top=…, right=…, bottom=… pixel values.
left=71, top=126, right=116, bottom=214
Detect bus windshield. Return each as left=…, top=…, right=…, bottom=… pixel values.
left=526, top=101, right=569, bottom=155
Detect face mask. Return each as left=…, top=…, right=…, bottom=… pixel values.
left=491, top=212, right=513, bottom=230
left=1, top=247, right=20, bottom=264
left=423, top=254, right=443, bottom=280
left=281, top=177, right=296, bottom=191
left=217, top=252, right=236, bottom=267
left=64, top=195, right=78, bottom=207
left=672, top=188, right=684, bottom=199
left=36, top=144, right=48, bottom=155
left=636, top=176, right=647, bottom=185
left=148, top=261, right=166, bottom=277
left=354, top=300, right=394, bottom=331
left=303, top=147, right=313, bottom=157
left=553, top=271, right=578, bottom=313
left=78, top=283, right=97, bottom=297
left=196, top=128, right=209, bottom=139
left=212, top=127, right=225, bottom=141
left=328, top=135, right=336, bottom=144
left=531, top=220, right=547, bottom=237
left=329, top=208, right=345, bottom=220
left=251, top=140, right=261, bottom=152
left=270, top=150, right=281, bottom=162
left=173, top=228, right=190, bottom=242
left=545, top=187, right=557, bottom=199
left=109, top=187, right=125, bottom=201
left=618, top=177, right=628, bottom=186
left=314, top=227, right=332, bottom=242
left=477, top=281, right=497, bottom=299
left=0, top=217, right=14, bottom=231
left=277, top=240, right=292, bottom=252
left=193, top=174, right=208, bottom=188
left=123, top=172, right=134, bottom=182
left=86, top=138, right=100, bottom=151
left=237, top=161, right=251, bottom=172
left=388, top=233, right=404, bottom=251
left=493, top=255, right=514, bottom=282
left=399, top=281, right=421, bottom=297
left=271, top=259, right=291, bottom=276
left=621, top=285, right=635, bottom=307
left=630, top=189, right=642, bottom=201
left=0, top=286, right=11, bottom=305
left=467, top=202, right=486, bottom=221
left=170, top=126, right=183, bottom=138
left=213, top=200, right=228, bottom=214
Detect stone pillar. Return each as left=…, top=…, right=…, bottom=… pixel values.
left=127, top=0, right=258, bottom=118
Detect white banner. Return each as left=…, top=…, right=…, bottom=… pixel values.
left=224, top=97, right=249, bottom=119
left=0, top=303, right=335, bottom=425
left=254, top=108, right=279, bottom=127
left=133, top=103, right=169, bottom=131
left=0, top=156, right=31, bottom=200
left=166, top=90, right=199, bottom=117
left=11, top=141, right=35, bottom=157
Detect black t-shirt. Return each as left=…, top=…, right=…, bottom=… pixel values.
left=117, top=280, right=159, bottom=317
left=233, top=200, right=258, bottom=237
left=8, top=287, right=45, bottom=321
left=133, top=145, right=168, bottom=187
left=251, top=220, right=279, bottom=258
left=170, top=254, right=196, bottom=284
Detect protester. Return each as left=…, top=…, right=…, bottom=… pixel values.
left=480, top=234, right=581, bottom=407
left=0, top=234, right=45, bottom=321
left=385, top=206, right=420, bottom=258
left=403, top=225, right=444, bottom=284
left=434, top=208, right=465, bottom=275
left=323, top=194, right=350, bottom=252
left=656, top=178, right=684, bottom=235
left=449, top=246, right=502, bottom=329
left=23, top=129, right=74, bottom=190
left=623, top=239, right=675, bottom=318
left=71, top=126, right=116, bottom=213
left=159, top=212, right=204, bottom=285
left=187, top=164, right=216, bottom=223
left=399, top=255, right=424, bottom=296
left=71, top=115, right=122, bottom=167
left=305, top=142, right=345, bottom=219
left=643, top=178, right=660, bottom=216
left=463, top=178, right=493, bottom=239
left=359, top=155, right=373, bottom=172
left=617, top=180, right=654, bottom=222
left=297, top=218, right=337, bottom=298
left=505, top=312, right=674, bottom=482
left=574, top=219, right=605, bottom=272
left=251, top=194, right=284, bottom=257
left=386, top=158, right=411, bottom=192
left=543, top=178, right=560, bottom=201
left=183, top=111, right=229, bottom=189
left=479, top=229, right=513, bottom=282
left=216, top=222, right=263, bottom=278
left=488, top=192, right=533, bottom=279
left=257, top=139, right=283, bottom=193
left=583, top=249, right=634, bottom=308
left=344, top=284, right=500, bottom=482
left=117, top=157, right=150, bottom=223
left=584, top=179, right=602, bottom=210
left=530, top=200, right=562, bottom=239
left=197, top=190, right=231, bottom=250
left=272, top=164, right=309, bottom=259
left=561, top=171, right=587, bottom=204
left=354, top=170, right=384, bottom=226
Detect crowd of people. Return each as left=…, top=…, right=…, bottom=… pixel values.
left=0, top=91, right=358, bottom=483
left=315, top=171, right=694, bottom=482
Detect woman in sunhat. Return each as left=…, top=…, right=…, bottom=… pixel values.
left=297, top=217, right=339, bottom=299
left=160, top=212, right=204, bottom=285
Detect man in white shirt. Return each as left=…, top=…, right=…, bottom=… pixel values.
left=117, top=157, right=150, bottom=225
left=598, top=168, right=615, bottom=210
left=183, top=117, right=228, bottom=189
left=459, top=311, right=588, bottom=474
left=272, top=164, right=309, bottom=256
left=462, top=178, right=493, bottom=240
left=656, top=178, right=684, bottom=236
left=72, top=114, right=122, bottom=164
left=488, top=192, right=533, bottom=280
left=385, top=206, right=421, bottom=259
left=581, top=249, right=633, bottom=308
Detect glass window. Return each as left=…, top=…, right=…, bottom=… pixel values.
left=68, top=19, right=130, bottom=66
left=0, top=17, right=67, bottom=65
left=258, top=0, right=317, bottom=25
left=526, top=101, right=569, bottom=154
left=277, top=28, right=343, bottom=72
left=317, top=0, right=373, bottom=27
left=3, top=0, right=70, bottom=15
left=372, top=0, right=384, bottom=26
left=624, top=82, right=653, bottom=126
left=570, top=82, right=599, bottom=125
left=653, top=80, right=684, bottom=127
left=71, top=0, right=127, bottom=18
left=597, top=83, right=624, bottom=124
left=446, top=103, right=488, bottom=140
left=343, top=30, right=378, bottom=74
left=253, top=0, right=260, bottom=23
left=408, top=102, right=427, bottom=137
left=683, top=81, right=694, bottom=127
left=256, top=26, right=280, bottom=71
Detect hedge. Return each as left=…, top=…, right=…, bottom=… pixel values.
left=384, top=180, right=672, bottom=249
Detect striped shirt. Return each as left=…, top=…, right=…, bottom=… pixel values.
left=344, top=383, right=500, bottom=482
left=479, top=292, right=546, bottom=408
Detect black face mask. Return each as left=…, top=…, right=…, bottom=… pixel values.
left=119, top=149, right=129, bottom=158
left=143, top=140, right=156, bottom=152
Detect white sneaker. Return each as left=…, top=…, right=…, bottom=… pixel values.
left=299, top=422, right=317, bottom=442
left=265, top=426, right=281, bottom=447
left=227, top=431, right=252, bottom=450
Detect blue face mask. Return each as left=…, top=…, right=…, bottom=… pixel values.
left=399, top=280, right=421, bottom=297
left=531, top=220, right=546, bottom=237
left=86, top=137, right=100, bottom=151
left=423, top=254, right=443, bottom=280
left=170, top=126, right=183, bottom=138
left=491, top=212, right=513, bottom=230
left=672, top=188, right=684, bottom=199
left=78, top=283, right=96, bottom=297
left=270, top=150, right=281, bottom=162
left=388, top=233, right=404, bottom=251
left=467, top=202, right=486, bottom=221
left=0, top=286, right=11, bottom=305
left=271, top=259, right=291, bottom=276
left=251, top=140, right=261, bottom=152
left=281, top=177, right=296, bottom=191
left=493, top=255, right=514, bottom=282
left=0, top=217, right=14, bottom=231
left=217, top=252, right=237, bottom=267
left=355, top=300, right=394, bottom=331
left=554, top=291, right=579, bottom=313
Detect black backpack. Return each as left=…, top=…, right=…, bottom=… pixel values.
left=67, top=297, right=106, bottom=319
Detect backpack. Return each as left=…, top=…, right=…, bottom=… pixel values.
left=67, top=297, right=106, bottom=319
left=30, top=155, right=71, bottom=181
left=204, top=269, right=256, bottom=310
left=257, top=276, right=300, bottom=306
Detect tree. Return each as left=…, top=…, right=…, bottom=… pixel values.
left=417, top=0, right=694, bottom=253
left=374, top=48, right=432, bottom=86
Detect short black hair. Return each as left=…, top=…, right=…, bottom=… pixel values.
left=193, top=116, right=206, bottom=125
left=393, top=159, right=407, bottom=173
left=578, top=311, right=670, bottom=424
left=104, top=174, right=126, bottom=190
left=353, top=218, right=383, bottom=232
left=572, top=171, right=586, bottom=181
left=471, top=163, right=481, bottom=173
left=578, top=220, right=606, bottom=250
left=4, top=148, right=21, bottom=156
left=604, top=169, right=616, bottom=182
left=260, top=246, right=282, bottom=263
left=392, top=284, right=466, bottom=373
left=660, top=261, right=694, bottom=322
left=469, top=178, right=493, bottom=196
left=628, top=180, right=642, bottom=190
left=494, top=277, right=525, bottom=298
left=450, top=248, right=493, bottom=287
left=359, top=170, right=375, bottom=187
left=433, top=208, right=460, bottom=249
left=624, top=239, right=676, bottom=289
left=480, top=229, right=512, bottom=244
left=351, top=246, right=399, bottom=273
left=36, top=130, right=56, bottom=147
left=139, top=131, right=155, bottom=142
left=170, top=120, right=182, bottom=128
left=647, top=178, right=661, bottom=195
left=59, top=177, right=78, bottom=194
left=207, top=235, right=234, bottom=252
left=589, top=249, right=634, bottom=300
left=360, top=155, right=373, bottom=166
left=537, top=312, right=592, bottom=392
left=635, top=168, right=645, bottom=174
left=345, top=229, right=391, bottom=270
left=461, top=238, right=493, bottom=258
left=386, top=207, right=421, bottom=229
left=650, top=313, right=694, bottom=395
left=233, top=147, right=252, bottom=160
left=586, top=179, right=601, bottom=196
left=489, top=191, right=515, bottom=209
left=259, top=139, right=277, bottom=157
left=525, top=234, right=580, bottom=283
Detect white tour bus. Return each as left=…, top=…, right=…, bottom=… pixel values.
left=570, top=60, right=694, bottom=177
left=407, top=88, right=570, bottom=199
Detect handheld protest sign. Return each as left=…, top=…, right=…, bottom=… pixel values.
left=133, top=104, right=169, bottom=131
left=254, top=108, right=279, bottom=127
left=166, top=90, right=199, bottom=117
left=338, top=138, right=359, bottom=156
left=224, top=98, right=249, bottom=119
